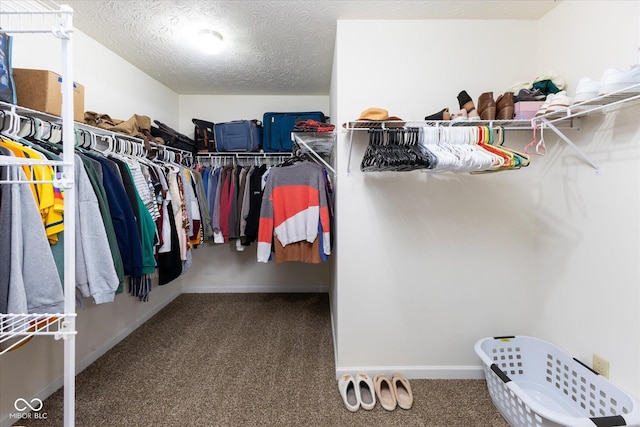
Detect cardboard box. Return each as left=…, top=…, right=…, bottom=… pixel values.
left=12, top=68, right=85, bottom=122
left=513, top=101, right=544, bottom=120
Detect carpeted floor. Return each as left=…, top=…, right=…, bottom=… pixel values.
left=16, top=293, right=508, bottom=427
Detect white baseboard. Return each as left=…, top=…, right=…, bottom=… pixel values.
left=335, top=365, right=485, bottom=380
left=182, top=285, right=329, bottom=293
left=0, top=286, right=182, bottom=427
left=329, top=292, right=338, bottom=368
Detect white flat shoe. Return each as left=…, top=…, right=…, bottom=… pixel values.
left=338, top=374, right=359, bottom=412
left=374, top=374, right=397, bottom=411
left=392, top=372, right=414, bottom=410
left=356, top=373, right=376, bottom=410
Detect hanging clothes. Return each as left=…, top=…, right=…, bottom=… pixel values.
left=78, top=153, right=125, bottom=292
left=73, top=154, right=120, bottom=304
left=0, top=137, right=64, bottom=243
left=257, top=159, right=332, bottom=264
left=85, top=152, right=145, bottom=279
left=242, top=164, right=268, bottom=246
left=0, top=146, right=64, bottom=314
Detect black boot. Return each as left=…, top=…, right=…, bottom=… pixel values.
left=457, top=90, right=475, bottom=112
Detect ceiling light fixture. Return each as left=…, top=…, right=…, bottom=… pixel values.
left=197, top=29, right=224, bottom=55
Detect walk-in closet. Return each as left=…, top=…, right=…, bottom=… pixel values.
left=1, top=1, right=639, bottom=426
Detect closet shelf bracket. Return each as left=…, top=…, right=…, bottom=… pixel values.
left=54, top=173, right=74, bottom=189
left=291, top=132, right=335, bottom=176
left=55, top=317, right=77, bottom=341
left=540, top=118, right=601, bottom=174
left=346, top=130, right=354, bottom=176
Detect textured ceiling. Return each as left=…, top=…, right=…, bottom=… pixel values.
left=57, top=0, right=561, bottom=95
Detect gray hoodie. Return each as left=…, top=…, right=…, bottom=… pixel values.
left=0, top=148, right=64, bottom=314
left=74, top=154, right=119, bottom=304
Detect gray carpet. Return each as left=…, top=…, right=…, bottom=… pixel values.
left=16, top=293, right=508, bottom=426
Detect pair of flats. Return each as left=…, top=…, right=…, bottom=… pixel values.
left=374, top=373, right=413, bottom=411
left=338, top=372, right=413, bottom=412
left=338, top=373, right=376, bottom=412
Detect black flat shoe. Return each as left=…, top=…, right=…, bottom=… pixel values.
left=425, top=108, right=450, bottom=121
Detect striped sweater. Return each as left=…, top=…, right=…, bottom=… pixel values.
left=257, top=161, right=330, bottom=263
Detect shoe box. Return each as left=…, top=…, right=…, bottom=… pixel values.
left=513, top=101, right=544, bottom=120
left=12, top=68, right=85, bottom=122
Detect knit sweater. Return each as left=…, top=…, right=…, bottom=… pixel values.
left=257, top=161, right=330, bottom=263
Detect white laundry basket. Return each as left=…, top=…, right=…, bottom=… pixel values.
left=475, top=336, right=640, bottom=427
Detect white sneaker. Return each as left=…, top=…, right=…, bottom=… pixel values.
left=355, top=373, right=376, bottom=410
left=546, top=90, right=571, bottom=111
left=338, top=374, right=359, bottom=412
left=535, top=91, right=571, bottom=117
left=598, top=64, right=640, bottom=95
left=534, top=94, right=552, bottom=117
left=573, top=77, right=601, bottom=103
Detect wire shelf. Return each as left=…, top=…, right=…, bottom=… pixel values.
left=0, top=313, right=77, bottom=355
left=0, top=0, right=72, bottom=36
left=344, top=118, right=538, bottom=131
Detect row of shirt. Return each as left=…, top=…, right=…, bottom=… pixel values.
left=1, top=133, right=335, bottom=315
left=0, top=133, right=206, bottom=314
left=198, top=157, right=334, bottom=264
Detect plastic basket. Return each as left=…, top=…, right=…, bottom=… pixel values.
left=474, top=336, right=640, bottom=427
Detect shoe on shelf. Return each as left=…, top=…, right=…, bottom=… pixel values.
left=496, top=92, right=515, bottom=120
left=392, top=372, right=414, bottom=410
left=338, top=374, right=360, bottom=412
left=573, top=77, right=602, bottom=104
left=535, top=94, right=552, bottom=117
left=451, top=108, right=468, bottom=121
left=457, top=90, right=475, bottom=112
left=425, top=108, right=450, bottom=121
left=374, top=374, right=397, bottom=411
left=546, top=90, right=571, bottom=112
left=598, top=64, right=640, bottom=95
left=535, top=91, right=571, bottom=118
left=513, top=88, right=546, bottom=102
left=356, top=373, right=376, bottom=410
left=477, top=92, right=496, bottom=120
left=467, top=107, right=480, bottom=121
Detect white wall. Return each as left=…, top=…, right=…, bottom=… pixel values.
left=532, top=0, right=640, bottom=399
left=176, top=94, right=333, bottom=294
left=1, top=29, right=183, bottom=426
left=332, top=3, right=640, bottom=401
left=334, top=19, right=539, bottom=378
left=11, top=30, right=179, bottom=124
left=181, top=244, right=334, bottom=293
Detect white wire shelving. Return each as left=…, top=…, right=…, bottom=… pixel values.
left=0, top=1, right=77, bottom=426
left=342, top=82, right=640, bottom=175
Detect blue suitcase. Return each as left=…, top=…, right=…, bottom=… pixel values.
left=262, top=111, right=326, bottom=152
left=214, top=120, right=262, bottom=152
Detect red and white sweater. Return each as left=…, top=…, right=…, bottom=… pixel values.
left=257, top=161, right=330, bottom=263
